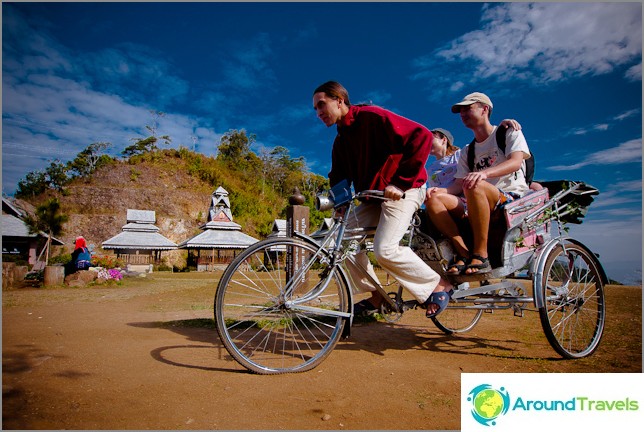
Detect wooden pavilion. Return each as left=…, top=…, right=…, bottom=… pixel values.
left=178, top=187, right=258, bottom=271
left=101, top=209, right=177, bottom=272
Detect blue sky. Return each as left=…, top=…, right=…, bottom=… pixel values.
left=2, top=1, right=642, bottom=284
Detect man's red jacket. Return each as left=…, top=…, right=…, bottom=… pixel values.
left=328, top=104, right=432, bottom=193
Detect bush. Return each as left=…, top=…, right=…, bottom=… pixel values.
left=156, top=263, right=172, bottom=272
left=50, top=253, right=72, bottom=265
left=173, top=265, right=190, bottom=273
left=92, top=255, right=124, bottom=268
left=25, top=270, right=44, bottom=281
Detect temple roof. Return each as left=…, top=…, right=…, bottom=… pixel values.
left=102, top=231, right=177, bottom=250
left=122, top=223, right=159, bottom=232
left=102, top=209, right=176, bottom=250
left=200, top=220, right=242, bottom=230
left=178, top=229, right=258, bottom=249
left=178, top=186, right=259, bottom=249
left=1, top=214, right=64, bottom=245
left=126, top=209, right=155, bottom=224
left=2, top=197, right=65, bottom=245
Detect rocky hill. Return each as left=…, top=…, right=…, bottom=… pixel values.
left=14, top=148, right=327, bottom=268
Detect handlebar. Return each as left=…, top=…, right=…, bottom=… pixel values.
left=356, top=190, right=385, bottom=199
left=315, top=189, right=406, bottom=211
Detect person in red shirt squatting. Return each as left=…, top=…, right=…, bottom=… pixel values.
left=312, top=81, right=453, bottom=318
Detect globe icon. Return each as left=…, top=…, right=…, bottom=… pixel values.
left=473, top=389, right=504, bottom=419
left=468, top=385, right=510, bottom=426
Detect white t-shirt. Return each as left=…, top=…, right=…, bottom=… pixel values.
left=427, top=150, right=461, bottom=188
left=455, top=126, right=531, bottom=196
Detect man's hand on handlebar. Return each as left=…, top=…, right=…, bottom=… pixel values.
left=384, top=184, right=405, bottom=201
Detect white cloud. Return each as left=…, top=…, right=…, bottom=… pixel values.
left=609, top=180, right=643, bottom=192
left=413, top=2, right=642, bottom=93
left=363, top=90, right=392, bottom=106
left=221, top=33, right=277, bottom=92
left=566, top=218, right=642, bottom=283
left=1, top=8, right=222, bottom=195
left=625, top=62, right=642, bottom=81
left=548, top=138, right=642, bottom=171
left=78, top=44, right=191, bottom=108
left=560, top=108, right=641, bottom=137
left=614, top=109, right=641, bottom=122
left=591, top=194, right=642, bottom=210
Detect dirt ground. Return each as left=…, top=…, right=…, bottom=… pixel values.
left=2, top=272, right=642, bottom=431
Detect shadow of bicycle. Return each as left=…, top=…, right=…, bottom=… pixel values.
left=336, top=320, right=561, bottom=361
left=130, top=315, right=560, bottom=373
left=128, top=319, right=248, bottom=373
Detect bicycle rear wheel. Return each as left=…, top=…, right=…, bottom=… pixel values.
left=214, top=238, right=350, bottom=374
left=431, top=307, right=482, bottom=334
left=537, top=242, right=605, bottom=358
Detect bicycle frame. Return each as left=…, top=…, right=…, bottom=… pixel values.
left=286, top=190, right=408, bottom=318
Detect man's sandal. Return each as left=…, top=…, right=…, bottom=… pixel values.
left=446, top=256, right=467, bottom=274
left=465, top=254, right=491, bottom=274
left=423, top=289, right=454, bottom=318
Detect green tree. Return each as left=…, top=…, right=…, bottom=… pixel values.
left=22, top=198, right=69, bottom=265
left=67, top=142, right=113, bottom=178
left=122, top=111, right=171, bottom=157
left=16, top=170, right=48, bottom=198
left=261, top=146, right=306, bottom=194
left=217, top=129, right=255, bottom=165
left=44, top=160, right=70, bottom=192
left=15, top=160, right=71, bottom=198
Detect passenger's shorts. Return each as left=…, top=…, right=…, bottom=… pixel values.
left=462, top=189, right=520, bottom=215
left=495, top=190, right=521, bottom=210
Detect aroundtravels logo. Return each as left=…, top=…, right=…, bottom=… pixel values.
left=466, top=381, right=640, bottom=428
left=462, top=374, right=643, bottom=431
left=467, top=384, right=510, bottom=426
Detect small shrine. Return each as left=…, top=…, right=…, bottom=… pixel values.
left=101, top=209, right=177, bottom=272
left=178, top=187, right=258, bottom=271
left=268, top=219, right=286, bottom=239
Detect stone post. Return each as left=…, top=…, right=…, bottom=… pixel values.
left=2, top=262, right=16, bottom=290
left=286, top=188, right=309, bottom=284
left=44, top=266, right=65, bottom=286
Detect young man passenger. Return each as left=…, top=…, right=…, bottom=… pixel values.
left=425, top=93, right=531, bottom=275
left=313, top=81, right=453, bottom=318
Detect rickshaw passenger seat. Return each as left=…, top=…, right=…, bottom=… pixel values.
left=419, top=188, right=550, bottom=270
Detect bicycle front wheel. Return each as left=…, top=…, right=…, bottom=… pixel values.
left=214, top=237, right=351, bottom=374
left=537, top=242, right=606, bottom=358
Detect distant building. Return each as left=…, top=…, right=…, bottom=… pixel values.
left=102, top=209, right=177, bottom=272
left=178, top=187, right=258, bottom=271
left=311, top=217, right=335, bottom=239
left=268, top=219, right=287, bottom=239
left=2, top=196, right=64, bottom=266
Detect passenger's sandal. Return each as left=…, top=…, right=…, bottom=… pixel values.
left=464, top=254, right=490, bottom=274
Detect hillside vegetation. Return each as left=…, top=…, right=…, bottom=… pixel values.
left=13, top=131, right=330, bottom=268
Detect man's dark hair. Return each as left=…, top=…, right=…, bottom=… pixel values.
left=313, top=81, right=351, bottom=106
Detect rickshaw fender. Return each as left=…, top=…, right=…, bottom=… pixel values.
left=532, top=236, right=608, bottom=309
